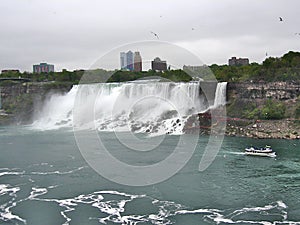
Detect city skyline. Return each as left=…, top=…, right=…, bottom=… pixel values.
left=0, top=50, right=297, bottom=74
left=0, top=0, right=299, bottom=72
left=120, top=51, right=142, bottom=72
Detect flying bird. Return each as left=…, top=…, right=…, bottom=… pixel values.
left=150, top=31, right=159, bottom=39
left=295, top=33, right=300, bottom=35
left=192, top=28, right=195, bottom=31
left=279, top=17, right=283, bottom=22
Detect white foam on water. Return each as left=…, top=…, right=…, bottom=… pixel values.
left=0, top=184, right=26, bottom=224
left=0, top=171, right=25, bottom=177
left=177, top=200, right=296, bottom=225
left=277, top=201, right=287, bottom=209
left=222, top=151, right=246, bottom=155
left=0, top=211, right=27, bottom=224
left=0, top=184, right=20, bottom=196
left=28, top=187, right=48, bottom=199
left=1, top=183, right=299, bottom=225
left=30, top=166, right=86, bottom=175
left=0, top=167, right=20, bottom=171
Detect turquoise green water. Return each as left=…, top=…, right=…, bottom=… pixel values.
left=0, top=126, right=300, bottom=224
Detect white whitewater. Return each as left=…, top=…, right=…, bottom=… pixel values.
left=213, top=82, right=227, bottom=108
left=32, top=81, right=227, bottom=134
left=31, top=87, right=78, bottom=130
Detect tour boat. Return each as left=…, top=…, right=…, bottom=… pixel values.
left=244, top=145, right=276, bottom=157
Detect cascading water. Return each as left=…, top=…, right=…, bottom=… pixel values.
left=31, top=87, right=78, bottom=130
left=213, top=82, right=227, bottom=108
left=31, top=81, right=227, bottom=134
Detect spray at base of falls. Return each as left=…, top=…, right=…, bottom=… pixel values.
left=31, top=81, right=227, bottom=134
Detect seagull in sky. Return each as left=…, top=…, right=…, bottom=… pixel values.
left=150, top=31, right=159, bottom=39
left=279, top=17, right=283, bottom=22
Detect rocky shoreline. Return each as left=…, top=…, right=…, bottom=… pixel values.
left=183, top=109, right=300, bottom=140
left=226, top=118, right=300, bottom=140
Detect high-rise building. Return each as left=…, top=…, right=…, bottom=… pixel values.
left=33, top=63, right=54, bottom=73
left=134, top=51, right=142, bottom=72
left=120, top=51, right=141, bottom=71
left=120, top=52, right=127, bottom=70
left=151, top=57, right=167, bottom=71
left=126, top=51, right=134, bottom=71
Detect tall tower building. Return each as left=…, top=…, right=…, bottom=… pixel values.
left=120, top=52, right=127, bottom=70
left=134, top=51, right=142, bottom=72
left=126, top=51, right=134, bottom=71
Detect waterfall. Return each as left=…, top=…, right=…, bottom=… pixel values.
left=31, top=87, right=78, bottom=130
left=213, top=82, right=227, bottom=108
left=31, top=81, right=227, bottom=134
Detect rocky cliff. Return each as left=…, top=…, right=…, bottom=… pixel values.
left=0, top=82, right=72, bottom=125
left=227, top=81, right=299, bottom=101
left=226, top=81, right=300, bottom=118
left=226, top=81, right=300, bottom=139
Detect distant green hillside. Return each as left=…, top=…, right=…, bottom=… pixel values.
left=210, top=51, right=300, bottom=82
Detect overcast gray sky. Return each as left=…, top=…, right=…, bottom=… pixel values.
left=0, top=0, right=299, bottom=72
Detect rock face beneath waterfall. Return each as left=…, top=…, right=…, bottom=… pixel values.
left=183, top=108, right=227, bottom=135
left=0, top=82, right=72, bottom=125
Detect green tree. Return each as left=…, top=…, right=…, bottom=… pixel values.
left=261, top=99, right=286, bottom=120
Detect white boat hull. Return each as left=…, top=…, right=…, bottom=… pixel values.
left=245, top=152, right=276, bottom=158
